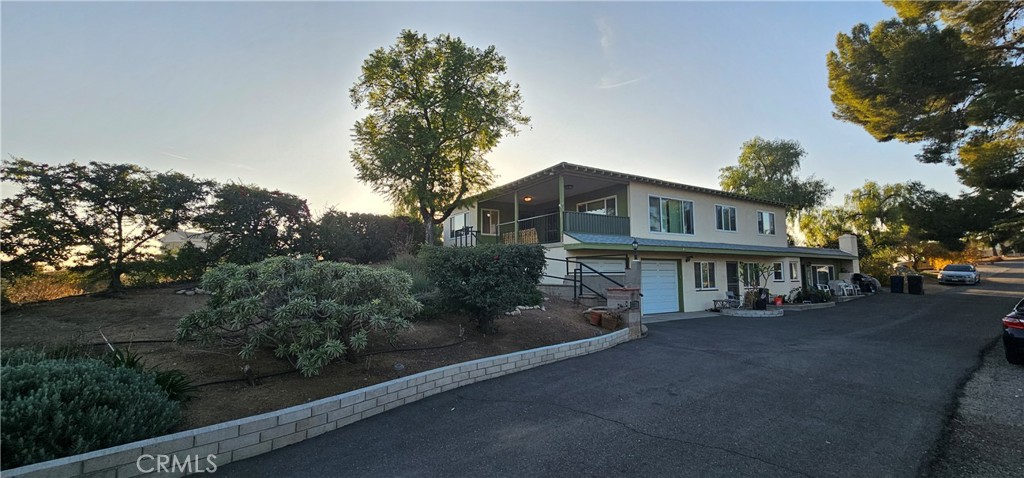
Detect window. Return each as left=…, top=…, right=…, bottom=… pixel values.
left=577, top=196, right=616, bottom=216
left=789, top=262, right=799, bottom=281
left=448, top=212, right=469, bottom=238
left=773, top=262, right=784, bottom=281
left=649, top=196, right=694, bottom=234
left=715, top=205, right=737, bottom=232
left=757, top=210, right=776, bottom=235
left=480, top=209, right=499, bottom=235
left=814, top=265, right=836, bottom=285
left=742, top=263, right=761, bottom=288
left=694, top=262, right=716, bottom=290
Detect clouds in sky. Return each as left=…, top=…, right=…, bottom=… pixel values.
left=594, top=16, right=651, bottom=90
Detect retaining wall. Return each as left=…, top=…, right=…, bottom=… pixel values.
left=6, top=329, right=630, bottom=478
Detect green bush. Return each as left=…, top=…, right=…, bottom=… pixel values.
left=1, top=357, right=180, bottom=469
left=316, top=210, right=421, bottom=264
left=421, top=244, right=546, bottom=333
left=177, top=256, right=421, bottom=376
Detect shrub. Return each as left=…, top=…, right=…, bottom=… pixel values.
left=420, top=244, right=546, bottom=333
left=176, top=256, right=421, bottom=376
left=0, top=270, right=94, bottom=304
left=388, top=253, right=446, bottom=320
left=102, top=347, right=197, bottom=402
left=316, top=210, right=421, bottom=264
left=1, top=357, right=180, bottom=469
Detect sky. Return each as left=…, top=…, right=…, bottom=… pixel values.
left=1, top=1, right=967, bottom=217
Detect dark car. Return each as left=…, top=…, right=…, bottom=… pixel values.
left=1003, top=298, right=1024, bottom=365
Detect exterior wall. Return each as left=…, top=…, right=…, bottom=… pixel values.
left=627, top=181, right=788, bottom=248
left=541, top=245, right=568, bottom=285
left=5, top=330, right=631, bottom=478
left=624, top=252, right=803, bottom=313
left=443, top=205, right=477, bottom=247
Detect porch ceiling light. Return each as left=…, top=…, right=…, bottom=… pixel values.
left=522, top=195, right=534, bottom=203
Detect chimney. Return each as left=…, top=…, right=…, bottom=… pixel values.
left=838, top=234, right=860, bottom=275
left=838, top=234, right=859, bottom=257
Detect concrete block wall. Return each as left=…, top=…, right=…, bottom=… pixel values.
left=5, top=329, right=630, bottom=478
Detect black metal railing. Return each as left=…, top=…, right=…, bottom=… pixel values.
left=449, top=226, right=480, bottom=247
left=543, top=255, right=630, bottom=301
left=563, top=211, right=630, bottom=236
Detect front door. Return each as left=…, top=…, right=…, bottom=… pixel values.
left=726, top=262, right=740, bottom=297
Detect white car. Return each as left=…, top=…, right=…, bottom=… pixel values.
left=937, top=264, right=981, bottom=285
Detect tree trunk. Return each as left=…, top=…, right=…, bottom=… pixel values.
left=423, top=216, right=435, bottom=245
left=107, top=269, right=124, bottom=291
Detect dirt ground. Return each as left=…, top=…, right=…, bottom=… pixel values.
left=0, top=284, right=608, bottom=430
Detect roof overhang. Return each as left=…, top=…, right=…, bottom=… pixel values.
left=564, top=233, right=856, bottom=260
left=468, top=162, right=791, bottom=208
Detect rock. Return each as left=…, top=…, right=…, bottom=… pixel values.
left=516, top=305, right=527, bottom=310
left=393, top=363, right=405, bottom=372
left=540, top=306, right=546, bottom=311
left=511, top=309, right=521, bottom=316
left=194, top=288, right=206, bottom=294
left=184, top=290, right=196, bottom=296
left=175, top=289, right=187, bottom=295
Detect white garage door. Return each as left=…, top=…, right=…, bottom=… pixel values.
left=641, top=260, right=680, bottom=315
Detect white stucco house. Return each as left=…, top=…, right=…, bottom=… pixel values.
left=157, top=229, right=216, bottom=253
left=443, top=162, right=860, bottom=315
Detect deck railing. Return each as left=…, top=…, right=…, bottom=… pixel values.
left=497, top=213, right=560, bottom=244
left=563, top=211, right=630, bottom=236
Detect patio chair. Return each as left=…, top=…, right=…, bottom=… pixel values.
left=714, top=291, right=742, bottom=310
left=816, top=283, right=833, bottom=298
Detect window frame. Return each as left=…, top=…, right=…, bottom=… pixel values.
left=480, top=209, right=499, bottom=236
left=789, top=262, right=799, bottom=281
left=576, top=195, right=617, bottom=216
left=694, top=261, right=717, bottom=291
left=648, top=195, right=695, bottom=235
left=715, top=204, right=738, bottom=232
left=772, top=262, right=784, bottom=282
left=757, top=210, right=776, bottom=235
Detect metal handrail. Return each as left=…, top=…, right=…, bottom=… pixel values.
left=544, top=255, right=628, bottom=301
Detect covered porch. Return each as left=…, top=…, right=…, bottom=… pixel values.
left=468, top=165, right=633, bottom=245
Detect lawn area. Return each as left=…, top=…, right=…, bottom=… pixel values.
left=0, top=284, right=604, bottom=431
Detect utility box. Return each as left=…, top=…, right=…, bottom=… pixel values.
left=606, top=287, right=642, bottom=339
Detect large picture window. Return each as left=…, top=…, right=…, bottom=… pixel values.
left=577, top=196, right=616, bottom=216
left=757, top=210, right=776, bottom=235
left=715, top=205, right=737, bottom=232
left=694, top=262, right=716, bottom=290
left=649, top=196, right=694, bottom=234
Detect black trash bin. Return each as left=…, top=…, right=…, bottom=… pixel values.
left=907, top=274, right=924, bottom=295
left=890, top=275, right=904, bottom=293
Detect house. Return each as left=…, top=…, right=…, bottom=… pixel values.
left=444, top=162, right=859, bottom=315
left=158, top=229, right=215, bottom=253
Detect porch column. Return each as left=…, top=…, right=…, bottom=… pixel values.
left=513, top=190, right=519, bottom=244
left=558, top=175, right=565, bottom=241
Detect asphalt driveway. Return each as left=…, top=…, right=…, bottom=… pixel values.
left=218, top=261, right=1022, bottom=478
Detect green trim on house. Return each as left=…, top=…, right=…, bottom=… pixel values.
left=565, top=242, right=795, bottom=258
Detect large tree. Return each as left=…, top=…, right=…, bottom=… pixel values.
left=196, top=184, right=314, bottom=265
left=827, top=0, right=1023, bottom=195
left=1, top=159, right=212, bottom=290
left=350, top=30, right=530, bottom=243
left=718, top=137, right=833, bottom=219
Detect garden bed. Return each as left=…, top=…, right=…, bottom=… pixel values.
left=0, top=283, right=603, bottom=430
